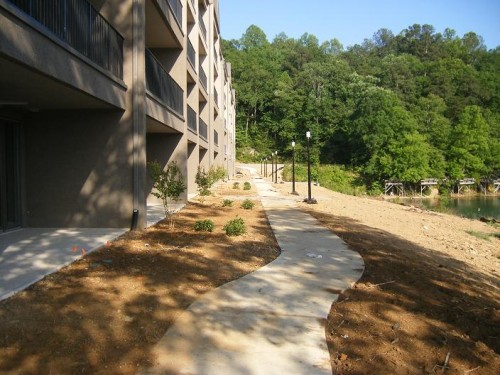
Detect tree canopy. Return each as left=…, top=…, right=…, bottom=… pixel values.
left=222, top=24, right=500, bottom=184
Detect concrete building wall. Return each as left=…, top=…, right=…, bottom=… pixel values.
left=24, top=110, right=133, bottom=228
left=0, top=0, right=235, bottom=231
left=146, top=131, right=188, bottom=204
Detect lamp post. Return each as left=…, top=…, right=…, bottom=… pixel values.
left=264, top=157, right=267, bottom=177
left=306, top=131, right=312, bottom=203
left=291, top=141, right=298, bottom=195
left=274, top=151, right=278, bottom=183
left=270, top=155, right=273, bottom=178
left=260, top=158, right=263, bottom=175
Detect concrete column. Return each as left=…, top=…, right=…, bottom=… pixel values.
left=132, top=0, right=147, bottom=228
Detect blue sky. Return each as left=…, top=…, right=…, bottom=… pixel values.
left=219, top=0, right=500, bottom=50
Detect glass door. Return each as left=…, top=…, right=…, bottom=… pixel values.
left=0, top=120, right=22, bottom=232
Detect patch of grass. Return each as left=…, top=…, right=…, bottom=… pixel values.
left=223, top=217, right=246, bottom=236
left=282, top=163, right=366, bottom=196
left=466, top=230, right=499, bottom=241
left=193, top=219, right=215, bottom=232
left=241, top=199, right=255, bottom=210
left=243, top=182, right=251, bottom=190
left=222, top=199, right=233, bottom=207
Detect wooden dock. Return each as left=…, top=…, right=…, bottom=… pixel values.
left=419, top=178, right=438, bottom=196
left=456, top=178, right=475, bottom=194
left=384, top=181, right=404, bottom=196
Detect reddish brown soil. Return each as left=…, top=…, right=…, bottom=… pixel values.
left=272, top=180, right=499, bottom=374
left=0, top=183, right=279, bottom=375
left=1, top=175, right=499, bottom=374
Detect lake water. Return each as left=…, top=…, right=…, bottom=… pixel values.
left=408, top=196, right=499, bottom=220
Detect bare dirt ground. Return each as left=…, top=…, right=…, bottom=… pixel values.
left=0, top=181, right=279, bottom=375
left=274, top=181, right=500, bottom=374
left=1, top=171, right=499, bottom=374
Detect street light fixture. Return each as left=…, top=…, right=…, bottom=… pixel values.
left=274, top=151, right=278, bottom=183
left=304, top=131, right=316, bottom=204
left=270, top=155, right=273, bottom=178
left=291, top=141, right=298, bottom=195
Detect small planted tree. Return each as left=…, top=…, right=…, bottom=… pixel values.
left=196, top=166, right=228, bottom=203
left=148, top=161, right=186, bottom=228
left=195, top=166, right=211, bottom=201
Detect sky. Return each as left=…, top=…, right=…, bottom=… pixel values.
left=219, top=0, right=500, bottom=50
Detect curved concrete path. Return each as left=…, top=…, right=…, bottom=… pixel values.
left=139, top=168, right=364, bottom=375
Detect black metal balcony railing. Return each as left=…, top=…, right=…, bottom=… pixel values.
left=199, top=66, right=207, bottom=91
left=187, top=39, right=196, bottom=70
left=214, top=88, right=218, bottom=107
left=145, top=49, right=183, bottom=116
left=167, top=0, right=182, bottom=28
left=187, top=105, right=197, bottom=134
left=214, top=129, right=218, bottom=146
left=7, top=0, right=123, bottom=79
left=199, top=118, right=208, bottom=141
left=198, top=12, right=206, bottom=38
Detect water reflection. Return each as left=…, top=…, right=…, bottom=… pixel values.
left=392, top=196, right=499, bottom=219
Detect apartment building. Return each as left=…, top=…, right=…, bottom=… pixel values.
left=0, top=0, right=236, bottom=231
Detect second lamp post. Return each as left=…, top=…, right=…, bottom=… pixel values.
left=274, top=151, right=278, bottom=183
left=306, top=131, right=314, bottom=203
left=291, top=141, right=298, bottom=195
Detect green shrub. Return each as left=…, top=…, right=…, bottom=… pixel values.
left=243, top=182, right=251, bottom=190
left=196, top=166, right=227, bottom=198
left=233, top=182, right=240, bottom=189
left=193, top=219, right=215, bottom=232
left=195, top=167, right=211, bottom=198
left=223, top=217, right=246, bottom=236
left=222, top=199, right=233, bottom=207
left=367, top=181, right=383, bottom=196
left=148, top=160, right=186, bottom=228
left=241, top=199, right=255, bottom=210
left=208, top=166, right=227, bottom=184
left=282, top=163, right=367, bottom=196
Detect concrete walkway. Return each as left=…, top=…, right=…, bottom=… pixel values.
left=0, top=227, right=125, bottom=301
left=139, top=168, right=364, bottom=375
left=0, top=204, right=172, bottom=301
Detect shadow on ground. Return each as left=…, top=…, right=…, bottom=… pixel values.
left=0, top=199, right=280, bottom=375
left=302, top=208, right=499, bottom=374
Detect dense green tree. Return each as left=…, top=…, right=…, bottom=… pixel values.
left=222, top=23, right=500, bottom=185
left=448, top=106, right=490, bottom=179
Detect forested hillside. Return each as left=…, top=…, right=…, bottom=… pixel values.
left=222, top=24, right=500, bottom=187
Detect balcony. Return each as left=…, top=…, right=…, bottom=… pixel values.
left=214, top=129, right=219, bottom=146
left=198, top=12, right=206, bottom=39
left=214, top=46, right=219, bottom=62
left=145, top=49, right=183, bottom=116
left=199, top=66, right=207, bottom=91
left=214, top=88, right=219, bottom=108
left=6, top=0, right=124, bottom=79
left=199, top=118, right=208, bottom=141
left=187, top=39, right=196, bottom=70
left=167, top=0, right=182, bottom=28
left=187, top=105, right=197, bottom=134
